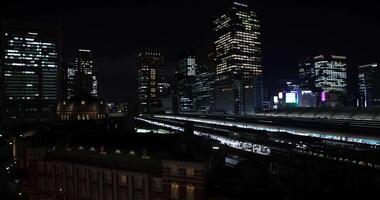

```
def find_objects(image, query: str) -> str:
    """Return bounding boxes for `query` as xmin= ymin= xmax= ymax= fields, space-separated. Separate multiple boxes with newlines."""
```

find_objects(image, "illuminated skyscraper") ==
xmin=177 ymin=52 xmax=196 ymax=113
xmin=214 ymin=1 xmax=261 ymax=80
xmin=193 ymin=64 xmax=215 ymax=113
xmin=313 ymin=55 xmax=347 ymax=94
xmin=61 ymin=61 xmax=76 ymax=99
xmin=214 ymin=1 xmax=263 ymax=115
xmin=74 ymin=49 xmax=98 ymax=97
xmin=299 ymin=54 xmax=348 ymax=106
xmin=137 ymin=50 xmax=164 ymax=114
xmin=358 ymin=63 xmax=380 ymax=108
xmin=299 ymin=55 xmax=348 ymax=94
xmin=0 ymin=20 xmax=61 ymax=123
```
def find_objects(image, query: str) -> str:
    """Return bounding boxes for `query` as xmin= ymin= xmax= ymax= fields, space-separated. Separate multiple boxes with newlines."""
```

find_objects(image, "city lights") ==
xmin=0 ymin=1 xmax=379 ymax=199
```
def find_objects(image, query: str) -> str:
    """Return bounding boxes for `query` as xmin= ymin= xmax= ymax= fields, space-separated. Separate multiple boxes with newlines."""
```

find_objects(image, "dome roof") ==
xmin=57 ymin=94 xmax=108 ymax=121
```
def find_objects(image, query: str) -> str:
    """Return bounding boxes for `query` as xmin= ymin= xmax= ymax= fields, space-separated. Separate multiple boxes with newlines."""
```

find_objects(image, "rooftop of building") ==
xmin=20 ymin=122 xmax=214 ymax=165
xmin=57 ymin=93 xmax=108 ymax=114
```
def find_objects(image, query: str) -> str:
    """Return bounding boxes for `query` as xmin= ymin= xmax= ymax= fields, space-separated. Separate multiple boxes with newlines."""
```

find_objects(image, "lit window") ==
xmin=186 ymin=168 xmax=194 ymax=176
xmin=120 ymin=175 xmax=127 ymax=185
xmin=186 ymin=185 xmax=195 ymax=200
xmin=170 ymin=182 xmax=179 ymax=199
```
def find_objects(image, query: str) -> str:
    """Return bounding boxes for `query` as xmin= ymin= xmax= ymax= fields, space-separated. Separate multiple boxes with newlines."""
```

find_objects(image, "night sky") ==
xmin=1 ymin=0 xmax=380 ymax=103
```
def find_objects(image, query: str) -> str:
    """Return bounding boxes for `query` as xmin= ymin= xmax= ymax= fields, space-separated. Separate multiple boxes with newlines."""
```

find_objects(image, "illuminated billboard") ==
xmin=273 ymin=96 xmax=279 ymax=104
xmin=278 ymin=92 xmax=283 ymax=99
xmin=285 ymin=92 xmax=297 ymax=103
xmin=321 ymin=91 xmax=327 ymax=102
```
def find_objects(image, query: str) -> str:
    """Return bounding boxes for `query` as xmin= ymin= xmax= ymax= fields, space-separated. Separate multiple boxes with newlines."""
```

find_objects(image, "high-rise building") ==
xmin=137 ymin=50 xmax=164 ymax=114
xmin=177 ymin=52 xmax=196 ymax=113
xmin=358 ymin=63 xmax=380 ymax=108
xmin=61 ymin=61 xmax=76 ymax=99
xmin=0 ymin=20 xmax=61 ymax=123
xmin=193 ymin=64 xmax=215 ymax=113
xmin=214 ymin=1 xmax=261 ymax=80
xmin=298 ymin=59 xmax=315 ymax=90
xmin=299 ymin=55 xmax=348 ymax=94
xmin=298 ymin=54 xmax=348 ymax=106
xmin=313 ymin=55 xmax=347 ymax=95
xmin=74 ymin=49 xmax=97 ymax=97
xmin=213 ymin=1 xmax=263 ymax=115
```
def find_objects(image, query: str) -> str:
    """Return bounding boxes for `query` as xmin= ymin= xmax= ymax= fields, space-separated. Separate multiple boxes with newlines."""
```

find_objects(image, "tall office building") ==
xmin=299 ymin=54 xmax=348 ymax=106
xmin=299 ymin=55 xmax=348 ymax=94
xmin=177 ymin=52 xmax=196 ymax=113
xmin=214 ymin=1 xmax=262 ymax=80
xmin=314 ymin=55 xmax=347 ymax=94
xmin=74 ymin=49 xmax=98 ymax=97
xmin=0 ymin=20 xmax=61 ymax=123
xmin=358 ymin=63 xmax=380 ymax=108
xmin=137 ymin=50 xmax=164 ymax=114
xmin=298 ymin=59 xmax=315 ymax=90
xmin=213 ymin=1 xmax=263 ymax=115
xmin=61 ymin=61 xmax=76 ymax=99
xmin=193 ymin=64 xmax=215 ymax=113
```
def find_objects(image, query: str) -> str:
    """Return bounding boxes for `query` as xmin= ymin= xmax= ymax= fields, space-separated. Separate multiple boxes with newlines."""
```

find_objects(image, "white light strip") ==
xmin=194 ymin=130 xmax=270 ymax=156
xmin=153 ymin=115 xmax=380 ymax=146
xmin=135 ymin=117 xmax=184 ymax=132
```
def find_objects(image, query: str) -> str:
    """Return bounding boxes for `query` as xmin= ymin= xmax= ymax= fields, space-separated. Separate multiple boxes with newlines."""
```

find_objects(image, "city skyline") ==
xmin=1 ymin=1 xmax=380 ymax=199
xmin=2 ymin=0 xmax=379 ymax=102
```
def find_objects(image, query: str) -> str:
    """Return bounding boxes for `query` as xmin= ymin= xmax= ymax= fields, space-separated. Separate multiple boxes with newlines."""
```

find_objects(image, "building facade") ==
xmin=0 ymin=20 xmax=61 ymax=123
xmin=25 ymin=145 xmax=208 ymax=200
xmin=213 ymin=1 xmax=263 ymax=115
xmin=299 ymin=54 xmax=348 ymax=107
xmin=177 ymin=53 xmax=196 ymax=113
xmin=193 ymin=64 xmax=215 ymax=113
xmin=74 ymin=49 xmax=98 ymax=97
xmin=137 ymin=50 xmax=164 ymax=114
xmin=61 ymin=61 xmax=76 ymax=99
xmin=358 ymin=63 xmax=380 ymax=108
xmin=56 ymin=94 xmax=108 ymax=121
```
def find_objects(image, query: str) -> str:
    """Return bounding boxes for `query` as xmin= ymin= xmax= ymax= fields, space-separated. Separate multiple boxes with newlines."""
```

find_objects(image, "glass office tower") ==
xmin=298 ymin=54 xmax=348 ymax=106
xmin=0 ymin=20 xmax=61 ymax=123
xmin=61 ymin=61 xmax=76 ymax=99
xmin=193 ymin=64 xmax=215 ymax=113
xmin=358 ymin=63 xmax=380 ymax=108
xmin=137 ymin=50 xmax=164 ymax=114
xmin=214 ymin=1 xmax=261 ymax=80
xmin=177 ymin=52 xmax=196 ymax=113
xmin=74 ymin=49 xmax=98 ymax=97
xmin=214 ymin=1 xmax=263 ymax=115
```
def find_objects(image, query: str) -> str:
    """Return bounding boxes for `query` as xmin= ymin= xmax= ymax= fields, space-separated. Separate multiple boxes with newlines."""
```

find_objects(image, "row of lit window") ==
xmin=170 ymin=183 xmax=195 ymax=200
xmin=60 ymin=113 xmax=106 ymax=121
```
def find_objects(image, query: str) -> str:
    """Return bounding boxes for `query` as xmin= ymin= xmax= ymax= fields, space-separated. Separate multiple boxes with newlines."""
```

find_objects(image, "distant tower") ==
xmin=214 ymin=1 xmax=263 ymax=115
xmin=358 ymin=63 xmax=380 ymax=108
xmin=61 ymin=61 xmax=76 ymax=99
xmin=137 ymin=50 xmax=164 ymax=114
xmin=74 ymin=49 xmax=98 ymax=97
xmin=177 ymin=51 xmax=196 ymax=113
xmin=193 ymin=64 xmax=215 ymax=113
xmin=0 ymin=20 xmax=62 ymax=123
xmin=298 ymin=54 xmax=348 ymax=106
